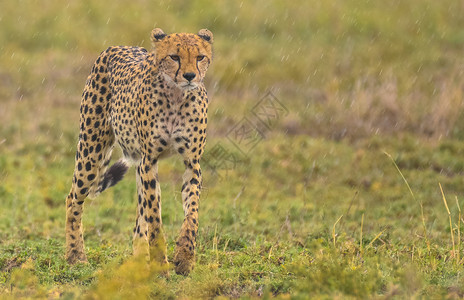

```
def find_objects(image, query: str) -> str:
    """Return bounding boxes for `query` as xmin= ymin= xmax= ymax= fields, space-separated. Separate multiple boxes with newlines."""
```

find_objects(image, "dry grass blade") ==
xmin=368 ymin=229 xmax=386 ymax=248
xmin=332 ymin=215 xmax=344 ymax=247
xmin=456 ymin=196 xmax=461 ymax=264
xmin=360 ymin=213 xmax=364 ymax=254
xmin=439 ymin=183 xmax=455 ymax=261
xmin=384 ymin=151 xmax=430 ymax=251
xmin=213 ymin=224 xmax=219 ymax=263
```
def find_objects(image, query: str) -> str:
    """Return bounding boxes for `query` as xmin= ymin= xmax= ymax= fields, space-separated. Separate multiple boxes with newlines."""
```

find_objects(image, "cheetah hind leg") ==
xmin=65 ymin=155 xmax=128 ymax=264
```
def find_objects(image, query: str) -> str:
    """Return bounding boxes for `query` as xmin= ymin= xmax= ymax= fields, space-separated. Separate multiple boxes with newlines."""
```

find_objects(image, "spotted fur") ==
xmin=65 ymin=28 xmax=213 ymax=275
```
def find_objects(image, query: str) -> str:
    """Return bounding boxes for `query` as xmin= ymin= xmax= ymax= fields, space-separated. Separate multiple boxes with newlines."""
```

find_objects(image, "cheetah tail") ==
xmin=100 ymin=159 xmax=129 ymax=193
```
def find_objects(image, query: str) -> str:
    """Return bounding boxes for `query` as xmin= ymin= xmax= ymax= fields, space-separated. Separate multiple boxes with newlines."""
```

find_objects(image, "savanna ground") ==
xmin=1 ymin=0 xmax=464 ymax=298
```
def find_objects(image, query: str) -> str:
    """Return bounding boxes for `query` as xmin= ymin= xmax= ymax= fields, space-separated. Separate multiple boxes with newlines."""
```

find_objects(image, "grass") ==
xmin=385 ymin=150 xmax=430 ymax=250
xmin=3 ymin=134 xmax=464 ymax=298
xmin=1 ymin=0 xmax=464 ymax=298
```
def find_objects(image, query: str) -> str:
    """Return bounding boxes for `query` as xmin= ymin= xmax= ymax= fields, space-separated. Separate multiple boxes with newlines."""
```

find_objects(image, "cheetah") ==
xmin=65 ymin=28 xmax=213 ymax=275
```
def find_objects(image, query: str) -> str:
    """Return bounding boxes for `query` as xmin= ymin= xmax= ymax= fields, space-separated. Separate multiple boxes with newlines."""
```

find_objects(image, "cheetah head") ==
xmin=151 ymin=28 xmax=213 ymax=90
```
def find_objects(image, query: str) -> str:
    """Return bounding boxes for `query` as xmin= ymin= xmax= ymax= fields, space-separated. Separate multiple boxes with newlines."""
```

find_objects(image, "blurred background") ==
xmin=1 ymin=0 xmax=463 ymax=142
xmin=1 ymin=0 xmax=464 ymax=297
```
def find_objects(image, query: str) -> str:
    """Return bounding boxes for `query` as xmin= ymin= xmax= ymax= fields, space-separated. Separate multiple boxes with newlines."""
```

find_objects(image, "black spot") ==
xmin=87 ymin=174 xmax=95 ymax=181
xmin=150 ymin=179 xmax=157 ymax=189
xmin=85 ymin=162 xmax=91 ymax=171
xmin=95 ymin=105 xmax=103 ymax=114
xmin=77 ymin=179 xmax=84 ymax=187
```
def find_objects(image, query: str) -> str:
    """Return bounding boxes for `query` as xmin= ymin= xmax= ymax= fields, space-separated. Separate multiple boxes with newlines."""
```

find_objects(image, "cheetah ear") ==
xmin=151 ymin=28 xmax=167 ymax=43
xmin=198 ymin=29 xmax=213 ymax=44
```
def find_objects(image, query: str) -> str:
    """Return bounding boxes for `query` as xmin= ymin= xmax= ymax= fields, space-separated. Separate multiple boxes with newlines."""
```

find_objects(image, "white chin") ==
xmin=181 ymin=83 xmax=198 ymax=90
xmin=162 ymin=74 xmax=198 ymax=90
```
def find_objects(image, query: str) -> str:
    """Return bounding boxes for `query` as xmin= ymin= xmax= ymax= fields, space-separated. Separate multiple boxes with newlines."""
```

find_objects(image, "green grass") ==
xmin=3 ymin=134 xmax=464 ymax=298
xmin=2 ymin=0 xmax=464 ymax=298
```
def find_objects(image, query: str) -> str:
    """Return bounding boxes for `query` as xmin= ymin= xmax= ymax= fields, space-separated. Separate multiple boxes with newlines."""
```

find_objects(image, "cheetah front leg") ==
xmin=173 ymin=159 xmax=202 ymax=275
xmin=133 ymin=156 xmax=168 ymax=268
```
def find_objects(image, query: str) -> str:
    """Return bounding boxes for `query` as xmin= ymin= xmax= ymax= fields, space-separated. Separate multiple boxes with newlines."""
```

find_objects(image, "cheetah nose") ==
xmin=183 ymin=73 xmax=196 ymax=81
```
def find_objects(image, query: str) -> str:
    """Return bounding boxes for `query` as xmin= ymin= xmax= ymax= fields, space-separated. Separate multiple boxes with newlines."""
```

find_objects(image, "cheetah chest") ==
xmin=154 ymin=90 xmax=192 ymax=159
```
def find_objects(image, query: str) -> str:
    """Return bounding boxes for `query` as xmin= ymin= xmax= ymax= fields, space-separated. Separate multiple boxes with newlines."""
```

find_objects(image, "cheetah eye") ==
xmin=197 ymin=55 xmax=206 ymax=61
xmin=169 ymin=55 xmax=180 ymax=61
